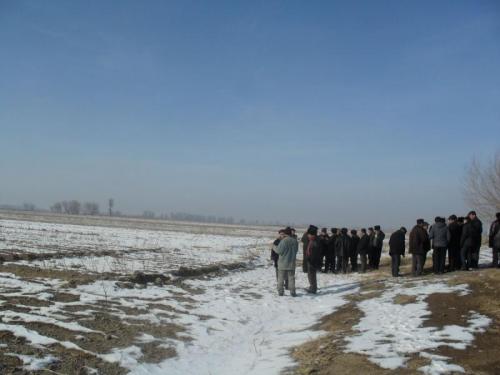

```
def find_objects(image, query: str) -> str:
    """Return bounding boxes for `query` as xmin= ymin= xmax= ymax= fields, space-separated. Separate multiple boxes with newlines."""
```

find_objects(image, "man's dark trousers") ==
xmin=391 ymin=254 xmax=401 ymax=277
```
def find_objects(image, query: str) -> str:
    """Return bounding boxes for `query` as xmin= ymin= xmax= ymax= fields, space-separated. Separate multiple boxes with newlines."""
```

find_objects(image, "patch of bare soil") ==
xmin=424 ymin=270 xmax=500 ymax=374
xmin=0 ymin=263 xmax=99 ymax=286
xmin=291 ymin=262 xmax=500 ymax=375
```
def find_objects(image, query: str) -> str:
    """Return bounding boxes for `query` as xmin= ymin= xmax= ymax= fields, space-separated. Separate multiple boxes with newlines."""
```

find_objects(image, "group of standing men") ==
xmin=406 ymin=211 xmax=500 ymax=277
xmin=271 ymin=224 xmax=386 ymax=295
xmin=271 ymin=211 xmax=500 ymax=296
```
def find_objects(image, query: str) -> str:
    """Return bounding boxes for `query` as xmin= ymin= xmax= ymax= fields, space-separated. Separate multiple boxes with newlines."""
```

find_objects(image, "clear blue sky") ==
xmin=1 ymin=0 xmax=499 ymax=227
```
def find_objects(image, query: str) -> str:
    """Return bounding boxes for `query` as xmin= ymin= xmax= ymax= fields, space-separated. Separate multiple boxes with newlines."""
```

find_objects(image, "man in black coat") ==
xmin=371 ymin=225 xmax=385 ymax=270
xmin=389 ymin=227 xmax=407 ymax=277
xmin=409 ymin=219 xmax=429 ymax=276
xmin=467 ymin=211 xmax=483 ymax=268
xmin=447 ymin=215 xmax=462 ymax=271
xmin=367 ymin=227 xmax=375 ymax=269
xmin=349 ymin=229 xmax=360 ymax=272
xmin=324 ymin=228 xmax=338 ymax=273
xmin=489 ymin=212 xmax=500 ymax=268
xmin=304 ymin=225 xmax=322 ymax=294
xmin=319 ymin=228 xmax=330 ymax=273
xmin=335 ymin=228 xmax=351 ymax=273
xmin=357 ymin=228 xmax=370 ymax=273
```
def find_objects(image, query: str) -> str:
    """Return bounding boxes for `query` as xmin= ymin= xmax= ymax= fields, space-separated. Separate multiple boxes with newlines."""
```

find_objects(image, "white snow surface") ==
xmin=1 ymin=219 xmax=269 ymax=274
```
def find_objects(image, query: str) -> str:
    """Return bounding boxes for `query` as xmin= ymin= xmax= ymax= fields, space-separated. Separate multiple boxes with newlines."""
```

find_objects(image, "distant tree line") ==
xmin=50 ymin=201 xmax=99 ymax=215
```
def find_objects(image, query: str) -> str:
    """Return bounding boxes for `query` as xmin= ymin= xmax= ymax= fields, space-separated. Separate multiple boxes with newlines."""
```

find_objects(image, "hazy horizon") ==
xmin=1 ymin=1 xmax=499 ymax=229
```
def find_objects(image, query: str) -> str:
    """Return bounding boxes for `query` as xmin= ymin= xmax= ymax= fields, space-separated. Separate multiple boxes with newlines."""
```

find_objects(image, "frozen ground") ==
xmin=0 ymin=217 xmax=495 ymax=374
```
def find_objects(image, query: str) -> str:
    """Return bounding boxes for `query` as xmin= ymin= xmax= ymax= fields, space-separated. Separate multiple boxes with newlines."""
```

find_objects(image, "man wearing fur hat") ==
xmin=274 ymin=227 xmax=298 ymax=296
xmin=303 ymin=225 xmax=322 ymax=294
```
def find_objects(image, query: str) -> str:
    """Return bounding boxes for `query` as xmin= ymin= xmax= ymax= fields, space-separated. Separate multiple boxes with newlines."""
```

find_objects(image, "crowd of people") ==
xmin=271 ymin=211 xmax=500 ymax=296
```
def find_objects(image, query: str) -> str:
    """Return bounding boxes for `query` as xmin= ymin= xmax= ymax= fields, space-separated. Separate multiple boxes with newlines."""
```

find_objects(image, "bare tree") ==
xmin=463 ymin=151 xmax=500 ymax=219
xmin=51 ymin=202 xmax=63 ymax=213
xmin=67 ymin=200 xmax=81 ymax=215
xmin=83 ymin=202 xmax=100 ymax=216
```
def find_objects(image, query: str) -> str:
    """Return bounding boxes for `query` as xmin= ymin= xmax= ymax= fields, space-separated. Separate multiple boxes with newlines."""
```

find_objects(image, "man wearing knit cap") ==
xmin=304 ymin=225 xmax=322 ymax=294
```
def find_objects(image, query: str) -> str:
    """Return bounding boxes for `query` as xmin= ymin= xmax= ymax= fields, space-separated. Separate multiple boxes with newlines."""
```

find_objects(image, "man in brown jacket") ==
xmin=409 ymin=219 xmax=430 ymax=276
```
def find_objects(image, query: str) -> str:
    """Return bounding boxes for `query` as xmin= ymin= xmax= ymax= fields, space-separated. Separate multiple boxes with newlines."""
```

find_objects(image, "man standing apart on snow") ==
xmin=389 ymin=227 xmax=406 ymax=277
xmin=275 ymin=227 xmax=298 ymax=297
xmin=304 ymin=225 xmax=322 ymax=294
xmin=489 ymin=212 xmax=500 ymax=268
xmin=409 ymin=219 xmax=428 ymax=276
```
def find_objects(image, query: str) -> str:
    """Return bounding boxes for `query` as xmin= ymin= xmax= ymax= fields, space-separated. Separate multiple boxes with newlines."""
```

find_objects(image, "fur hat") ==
xmin=361 ymin=228 xmax=367 ymax=233
xmin=283 ymin=227 xmax=292 ymax=236
xmin=350 ymin=229 xmax=357 ymax=235
xmin=448 ymin=215 xmax=457 ymax=221
xmin=374 ymin=225 xmax=381 ymax=231
xmin=341 ymin=228 xmax=348 ymax=234
xmin=468 ymin=210 xmax=476 ymax=216
xmin=307 ymin=225 xmax=318 ymax=236
xmin=417 ymin=219 xmax=424 ymax=225
xmin=496 ymin=212 xmax=500 ymax=220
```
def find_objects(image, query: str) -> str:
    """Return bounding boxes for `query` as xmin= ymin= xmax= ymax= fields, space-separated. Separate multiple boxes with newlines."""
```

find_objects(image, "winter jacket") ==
xmin=335 ymin=234 xmax=351 ymax=257
xmin=489 ymin=220 xmax=500 ymax=248
xmin=448 ymin=222 xmax=462 ymax=251
xmin=389 ymin=230 xmax=406 ymax=256
xmin=371 ymin=231 xmax=385 ymax=249
xmin=275 ymin=236 xmax=298 ymax=270
xmin=357 ymin=234 xmax=370 ymax=255
xmin=428 ymin=222 xmax=449 ymax=249
xmin=304 ymin=237 xmax=323 ymax=270
xmin=409 ymin=225 xmax=429 ymax=255
xmin=461 ymin=218 xmax=483 ymax=249
xmin=319 ymin=234 xmax=330 ymax=256
xmin=350 ymin=235 xmax=360 ymax=257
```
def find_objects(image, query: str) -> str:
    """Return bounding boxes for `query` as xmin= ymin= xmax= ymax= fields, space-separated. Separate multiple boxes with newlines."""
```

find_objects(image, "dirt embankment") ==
xmin=291 ymin=260 xmax=500 ymax=375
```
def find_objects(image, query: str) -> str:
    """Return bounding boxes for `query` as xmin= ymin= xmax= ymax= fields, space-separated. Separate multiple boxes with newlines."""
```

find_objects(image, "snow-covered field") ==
xmin=0 ymin=218 xmax=495 ymax=374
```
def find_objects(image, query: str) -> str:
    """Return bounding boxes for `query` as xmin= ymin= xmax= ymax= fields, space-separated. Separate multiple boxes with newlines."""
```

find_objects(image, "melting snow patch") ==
xmin=5 ymin=353 xmax=58 ymax=371
xmin=345 ymin=280 xmax=491 ymax=373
